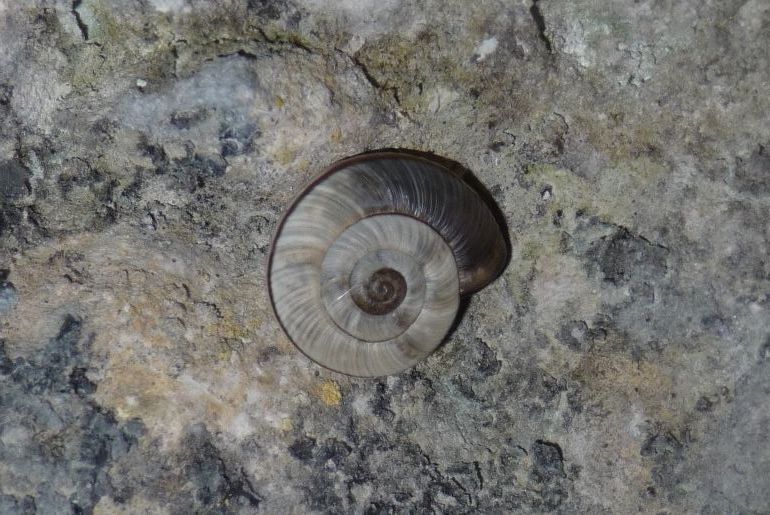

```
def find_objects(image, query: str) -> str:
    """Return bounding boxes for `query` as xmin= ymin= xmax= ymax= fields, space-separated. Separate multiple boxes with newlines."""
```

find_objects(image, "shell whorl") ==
xmin=268 ymin=153 xmax=507 ymax=376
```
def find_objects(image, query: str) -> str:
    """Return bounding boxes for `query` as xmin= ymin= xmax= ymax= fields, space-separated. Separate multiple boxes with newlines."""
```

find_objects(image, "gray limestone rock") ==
xmin=0 ymin=0 xmax=768 ymax=513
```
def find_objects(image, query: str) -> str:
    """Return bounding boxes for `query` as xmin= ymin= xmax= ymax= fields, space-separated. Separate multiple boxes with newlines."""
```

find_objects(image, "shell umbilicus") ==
xmin=268 ymin=152 xmax=507 ymax=376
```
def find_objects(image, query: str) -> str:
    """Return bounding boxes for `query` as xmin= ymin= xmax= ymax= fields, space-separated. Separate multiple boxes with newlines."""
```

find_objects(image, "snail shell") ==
xmin=268 ymin=152 xmax=507 ymax=376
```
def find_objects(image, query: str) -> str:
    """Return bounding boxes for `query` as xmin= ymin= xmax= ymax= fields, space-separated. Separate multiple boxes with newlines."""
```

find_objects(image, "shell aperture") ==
xmin=268 ymin=153 xmax=507 ymax=376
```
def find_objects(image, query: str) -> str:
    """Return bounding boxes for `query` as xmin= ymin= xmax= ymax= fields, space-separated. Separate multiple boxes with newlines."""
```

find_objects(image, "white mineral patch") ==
xmin=148 ymin=0 xmax=187 ymax=13
xmin=10 ymin=65 xmax=70 ymax=133
xmin=229 ymin=412 xmax=254 ymax=438
xmin=116 ymin=57 xmax=258 ymax=137
xmin=425 ymin=86 xmax=460 ymax=114
xmin=473 ymin=36 xmax=498 ymax=62
xmin=299 ymin=0 xmax=419 ymax=38
xmin=627 ymin=405 xmax=645 ymax=438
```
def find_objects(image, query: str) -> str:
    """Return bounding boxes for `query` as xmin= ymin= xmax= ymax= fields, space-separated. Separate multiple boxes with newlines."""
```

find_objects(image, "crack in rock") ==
xmin=530 ymin=0 xmax=553 ymax=53
xmin=71 ymin=0 xmax=89 ymax=41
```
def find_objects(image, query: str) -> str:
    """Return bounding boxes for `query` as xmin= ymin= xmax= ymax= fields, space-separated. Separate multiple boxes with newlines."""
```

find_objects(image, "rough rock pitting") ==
xmin=0 ymin=0 xmax=768 ymax=512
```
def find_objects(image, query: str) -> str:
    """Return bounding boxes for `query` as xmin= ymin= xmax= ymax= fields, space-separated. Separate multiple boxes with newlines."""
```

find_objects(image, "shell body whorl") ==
xmin=268 ymin=153 xmax=507 ymax=376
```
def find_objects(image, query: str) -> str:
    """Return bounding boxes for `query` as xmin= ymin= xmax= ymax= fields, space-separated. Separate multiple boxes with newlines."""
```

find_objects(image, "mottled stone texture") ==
xmin=0 ymin=0 xmax=768 ymax=513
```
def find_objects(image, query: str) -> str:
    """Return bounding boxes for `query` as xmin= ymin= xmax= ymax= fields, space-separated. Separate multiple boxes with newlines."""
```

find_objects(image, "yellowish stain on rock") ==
xmin=572 ymin=347 xmax=677 ymax=424
xmin=558 ymin=347 xmax=680 ymax=502
xmin=280 ymin=418 xmax=294 ymax=432
xmin=206 ymin=310 xmax=262 ymax=342
xmin=273 ymin=146 xmax=297 ymax=165
xmin=0 ymin=227 xmax=283 ymax=445
xmin=98 ymin=361 xmax=180 ymax=421
xmin=97 ymin=351 xmax=263 ymax=445
xmin=316 ymin=379 xmax=342 ymax=407
xmin=526 ymin=157 xmax=668 ymax=231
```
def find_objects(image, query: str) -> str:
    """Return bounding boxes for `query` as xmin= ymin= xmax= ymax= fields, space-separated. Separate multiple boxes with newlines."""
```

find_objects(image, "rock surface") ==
xmin=1 ymin=0 xmax=769 ymax=513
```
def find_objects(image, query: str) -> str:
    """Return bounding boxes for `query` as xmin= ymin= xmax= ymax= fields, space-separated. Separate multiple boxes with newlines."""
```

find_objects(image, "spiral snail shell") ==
xmin=268 ymin=152 xmax=508 ymax=376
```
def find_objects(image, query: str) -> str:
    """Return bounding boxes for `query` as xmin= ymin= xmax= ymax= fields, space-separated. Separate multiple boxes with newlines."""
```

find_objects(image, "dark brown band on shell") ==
xmin=277 ymin=152 xmax=508 ymax=295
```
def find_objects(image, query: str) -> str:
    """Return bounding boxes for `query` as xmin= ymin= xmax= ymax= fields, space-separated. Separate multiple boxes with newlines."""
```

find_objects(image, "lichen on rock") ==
xmin=1 ymin=0 xmax=769 ymax=512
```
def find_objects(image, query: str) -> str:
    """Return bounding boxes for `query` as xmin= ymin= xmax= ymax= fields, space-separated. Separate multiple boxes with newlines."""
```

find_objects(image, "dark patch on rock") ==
xmin=407 ymin=369 xmax=436 ymax=403
xmin=42 ymin=157 xmax=120 ymax=230
xmin=121 ymin=170 xmax=144 ymax=200
xmin=540 ymin=184 xmax=553 ymax=200
xmin=499 ymin=366 xmax=566 ymax=410
xmin=557 ymin=320 xmax=589 ymax=351
xmin=566 ymin=388 xmax=584 ymax=416
xmin=447 ymin=338 xmax=502 ymax=402
xmin=640 ymin=429 xmax=687 ymax=496
xmin=759 ymin=336 xmax=770 ymax=362
xmin=553 ymin=208 xmax=564 ymax=227
xmin=640 ymin=431 xmax=684 ymax=458
xmin=69 ymin=367 xmax=97 ymax=396
xmin=500 ymin=443 xmax=528 ymax=473
xmin=488 ymin=141 xmax=505 ymax=152
xmin=256 ymin=344 xmax=281 ymax=364
xmin=317 ymin=438 xmax=352 ymax=466
xmin=247 ymin=213 xmax=271 ymax=235
xmin=475 ymin=338 xmax=502 ymax=377
xmin=288 ymin=435 xmax=317 ymax=462
xmin=446 ymin=461 xmax=484 ymax=491
xmin=219 ymin=122 xmax=259 ymax=157
xmin=8 ymin=314 xmax=90 ymax=394
xmin=138 ymin=137 xmax=169 ymax=175
xmin=170 ymin=108 xmax=209 ymax=129
xmin=56 ymin=158 xmax=103 ymax=194
xmin=0 ymin=160 xmax=30 ymax=201
xmin=734 ymin=145 xmax=770 ymax=196
xmin=247 ymin=0 xmax=286 ymax=20
xmin=171 ymin=153 xmax=228 ymax=192
xmin=588 ymin=228 xmax=668 ymax=285
xmin=90 ymin=117 xmax=119 ymax=142
xmin=528 ymin=440 xmax=568 ymax=510
xmin=628 ymin=280 xmax=655 ymax=305
xmin=489 ymin=183 xmax=504 ymax=199
xmin=364 ymin=501 xmax=398 ymax=514
xmin=179 ymin=424 xmax=262 ymax=509
xmin=0 ymin=206 xmax=22 ymax=237
xmin=370 ymin=381 xmax=396 ymax=421
xmin=107 ymin=423 xmax=261 ymax=512
xmin=452 ymin=374 xmax=480 ymax=401
xmin=695 ymin=395 xmax=714 ymax=413
xmin=289 ymin=419 xmax=484 ymax=512
xmin=537 ymin=487 xmax=568 ymax=512
xmin=532 ymin=440 xmax=566 ymax=481
xmin=540 ymin=374 xmax=566 ymax=403
xmin=0 ymin=269 xmax=19 ymax=315
xmin=629 ymin=338 xmax=664 ymax=363
xmin=0 ymin=494 xmax=36 ymax=514
xmin=0 ymin=315 xmax=147 ymax=513
xmin=700 ymin=313 xmax=732 ymax=337
xmin=0 ymin=83 xmax=12 ymax=106
xmin=304 ymin=472 xmax=343 ymax=511
xmin=0 ymin=340 xmax=12 ymax=374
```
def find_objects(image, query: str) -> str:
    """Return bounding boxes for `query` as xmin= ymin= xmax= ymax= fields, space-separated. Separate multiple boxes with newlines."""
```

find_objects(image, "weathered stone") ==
xmin=0 ymin=0 xmax=768 ymax=512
